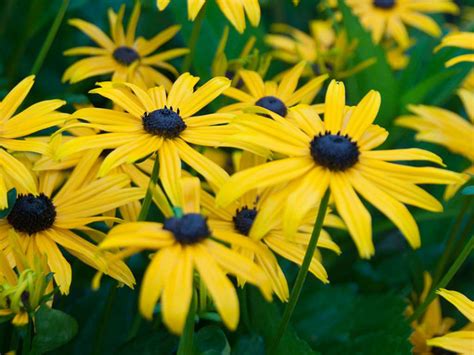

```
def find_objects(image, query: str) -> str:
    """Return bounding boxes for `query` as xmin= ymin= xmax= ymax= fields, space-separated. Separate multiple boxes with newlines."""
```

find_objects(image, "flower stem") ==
xmin=137 ymin=154 xmax=160 ymax=222
xmin=31 ymin=0 xmax=69 ymax=75
xmin=22 ymin=317 xmax=33 ymax=355
xmin=433 ymin=196 xmax=472 ymax=285
xmin=269 ymin=189 xmax=331 ymax=354
xmin=181 ymin=4 xmax=206 ymax=73
xmin=408 ymin=235 xmax=474 ymax=323
xmin=177 ymin=290 xmax=196 ymax=355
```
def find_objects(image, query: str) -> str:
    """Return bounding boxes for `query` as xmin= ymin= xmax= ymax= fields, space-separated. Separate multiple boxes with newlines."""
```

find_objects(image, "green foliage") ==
xmin=30 ymin=306 xmax=78 ymax=354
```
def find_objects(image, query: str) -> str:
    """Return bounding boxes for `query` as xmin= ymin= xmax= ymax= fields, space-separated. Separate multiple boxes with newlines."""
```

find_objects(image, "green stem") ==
xmin=239 ymin=287 xmax=251 ymax=331
xmin=408 ymin=236 xmax=474 ymax=323
xmin=433 ymin=197 xmax=472 ymax=285
xmin=269 ymin=190 xmax=331 ymax=354
xmin=181 ymin=4 xmax=206 ymax=73
xmin=22 ymin=317 xmax=33 ymax=355
xmin=177 ymin=290 xmax=196 ymax=355
xmin=137 ymin=154 xmax=160 ymax=222
xmin=30 ymin=0 xmax=69 ymax=75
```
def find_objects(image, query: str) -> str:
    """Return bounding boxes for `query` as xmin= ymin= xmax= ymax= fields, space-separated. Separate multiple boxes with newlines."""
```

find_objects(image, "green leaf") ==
xmin=30 ymin=306 xmax=78 ymax=355
xmin=0 ymin=188 xmax=17 ymax=218
xmin=292 ymin=283 xmax=412 ymax=355
xmin=338 ymin=0 xmax=398 ymax=128
xmin=247 ymin=287 xmax=318 ymax=355
xmin=195 ymin=325 xmax=230 ymax=355
xmin=117 ymin=329 xmax=178 ymax=355
xmin=231 ymin=334 xmax=265 ymax=355
xmin=461 ymin=185 xmax=474 ymax=196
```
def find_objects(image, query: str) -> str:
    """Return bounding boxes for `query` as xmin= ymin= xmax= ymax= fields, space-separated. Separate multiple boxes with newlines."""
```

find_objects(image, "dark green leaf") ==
xmin=195 ymin=325 xmax=230 ymax=355
xmin=30 ymin=306 xmax=78 ymax=355
xmin=461 ymin=185 xmax=474 ymax=196
xmin=117 ymin=329 xmax=178 ymax=355
xmin=231 ymin=334 xmax=265 ymax=355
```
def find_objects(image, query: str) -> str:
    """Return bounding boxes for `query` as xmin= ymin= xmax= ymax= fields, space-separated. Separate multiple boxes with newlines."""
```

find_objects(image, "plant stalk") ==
xmin=269 ymin=189 xmax=331 ymax=354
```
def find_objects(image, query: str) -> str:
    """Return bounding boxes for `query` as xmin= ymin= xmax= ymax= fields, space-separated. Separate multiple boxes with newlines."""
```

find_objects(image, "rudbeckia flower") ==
xmin=57 ymin=74 xmax=232 ymax=208
xmin=220 ymin=61 xmax=327 ymax=116
xmin=265 ymin=22 xmax=376 ymax=79
xmin=217 ymin=80 xmax=465 ymax=258
xmin=409 ymin=273 xmax=474 ymax=354
xmin=397 ymin=89 xmax=474 ymax=199
xmin=63 ymin=3 xmax=188 ymax=89
xmin=157 ymin=0 xmax=260 ymax=34
xmin=435 ymin=31 xmax=474 ymax=67
xmin=100 ymin=177 xmax=272 ymax=334
xmin=0 ymin=76 xmax=68 ymax=209
xmin=203 ymin=151 xmax=343 ymax=301
xmin=0 ymin=233 xmax=52 ymax=326
xmin=0 ymin=155 xmax=142 ymax=294
xmin=346 ymin=0 xmax=459 ymax=48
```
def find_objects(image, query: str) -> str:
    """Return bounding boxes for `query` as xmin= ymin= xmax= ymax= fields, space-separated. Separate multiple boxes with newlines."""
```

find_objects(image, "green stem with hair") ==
xmin=408 ymin=236 xmax=474 ymax=323
xmin=31 ymin=0 xmax=69 ymax=75
xmin=137 ymin=154 xmax=160 ymax=222
xmin=269 ymin=189 xmax=331 ymax=354
xmin=181 ymin=4 xmax=206 ymax=73
xmin=433 ymin=197 xmax=472 ymax=285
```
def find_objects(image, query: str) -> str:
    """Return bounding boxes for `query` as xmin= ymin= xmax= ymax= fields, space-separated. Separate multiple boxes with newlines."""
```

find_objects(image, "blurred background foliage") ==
xmin=0 ymin=0 xmax=473 ymax=354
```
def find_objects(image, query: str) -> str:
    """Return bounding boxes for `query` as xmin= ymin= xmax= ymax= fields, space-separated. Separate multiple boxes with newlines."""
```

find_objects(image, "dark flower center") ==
xmin=233 ymin=207 xmax=257 ymax=236
xmin=431 ymin=347 xmax=456 ymax=355
xmin=113 ymin=46 xmax=140 ymax=66
xmin=7 ymin=193 xmax=56 ymax=235
xmin=310 ymin=132 xmax=359 ymax=171
xmin=142 ymin=106 xmax=186 ymax=139
xmin=255 ymin=96 xmax=288 ymax=117
xmin=373 ymin=0 xmax=395 ymax=9
xmin=163 ymin=213 xmax=210 ymax=245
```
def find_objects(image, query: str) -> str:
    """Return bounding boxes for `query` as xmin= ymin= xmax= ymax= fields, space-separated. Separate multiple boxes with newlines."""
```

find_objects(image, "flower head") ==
xmin=0 ymin=76 xmax=68 ymax=209
xmin=346 ymin=0 xmax=459 ymax=48
xmin=100 ymin=177 xmax=272 ymax=334
xmin=0 ymin=153 xmax=142 ymax=294
xmin=63 ymin=3 xmax=188 ymax=89
xmin=218 ymin=80 xmax=465 ymax=258
xmin=58 ymin=74 xmax=233 ymax=208
xmin=397 ymin=89 xmax=474 ymax=199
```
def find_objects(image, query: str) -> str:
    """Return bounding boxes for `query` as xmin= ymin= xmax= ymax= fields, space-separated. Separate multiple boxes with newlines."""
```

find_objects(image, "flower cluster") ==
xmin=0 ymin=1 xmax=472 ymax=354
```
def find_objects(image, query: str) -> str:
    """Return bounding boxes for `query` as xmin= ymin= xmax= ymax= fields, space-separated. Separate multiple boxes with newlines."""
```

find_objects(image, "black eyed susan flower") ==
xmin=57 ymin=74 xmax=232 ymax=208
xmin=0 ymin=233 xmax=52 ymax=326
xmin=100 ymin=177 xmax=272 ymax=334
xmin=202 ymin=151 xmax=343 ymax=301
xmin=346 ymin=0 xmax=459 ymax=48
xmin=435 ymin=31 xmax=474 ymax=67
xmin=217 ymin=80 xmax=466 ymax=258
xmin=397 ymin=89 xmax=474 ymax=199
xmin=0 ymin=76 xmax=68 ymax=209
xmin=157 ymin=0 xmax=260 ymax=34
xmin=0 ymin=156 xmax=142 ymax=294
xmin=409 ymin=273 xmax=474 ymax=354
xmin=63 ymin=3 xmax=188 ymax=89
xmin=220 ymin=61 xmax=328 ymax=116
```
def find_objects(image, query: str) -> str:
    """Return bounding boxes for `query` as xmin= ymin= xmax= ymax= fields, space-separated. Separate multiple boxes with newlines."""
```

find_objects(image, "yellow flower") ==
xmin=346 ymin=0 xmax=459 ymax=49
xmin=57 ymin=74 xmax=233 ymax=208
xmin=217 ymin=80 xmax=465 ymax=258
xmin=265 ymin=21 xmax=376 ymax=79
xmin=157 ymin=0 xmax=260 ymax=34
xmin=386 ymin=42 xmax=410 ymax=70
xmin=0 ymin=75 xmax=68 ymax=210
xmin=0 ymin=232 xmax=52 ymax=326
xmin=435 ymin=31 xmax=474 ymax=67
xmin=410 ymin=274 xmax=474 ymax=354
xmin=203 ymin=151 xmax=343 ymax=301
xmin=396 ymin=89 xmax=474 ymax=199
xmin=100 ymin=177 xmax=272 ymax=334
xmin=220 ymin=61 xmax=327 ymax=116
xmin=63 ymin=3 xmax=188 ymax=89
xmin=0 ymin=156 xmax=142 ymax=294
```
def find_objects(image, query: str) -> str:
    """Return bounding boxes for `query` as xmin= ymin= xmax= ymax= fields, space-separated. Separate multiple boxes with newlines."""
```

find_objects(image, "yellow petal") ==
xmin=437 ymin=289 xmax=474 ymax=322
xmin=343 ymin=90 xmax=381 ymax=140
xmin=324 ymin=80 xmax=346 ymax=133
xmin=0 ymin=76 xmax=35 ymax=121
